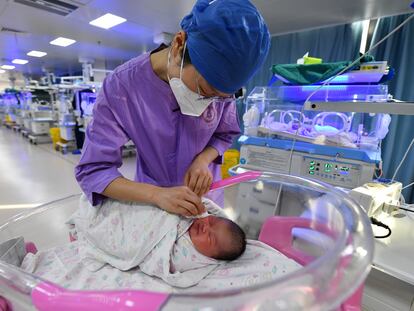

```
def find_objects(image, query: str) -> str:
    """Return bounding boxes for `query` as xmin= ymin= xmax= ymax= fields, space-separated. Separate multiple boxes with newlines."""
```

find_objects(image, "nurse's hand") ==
xmin=153 ymin=186 xmax=206 ymax=217
xmin=184 ymin=158 xmax=213 ymax=197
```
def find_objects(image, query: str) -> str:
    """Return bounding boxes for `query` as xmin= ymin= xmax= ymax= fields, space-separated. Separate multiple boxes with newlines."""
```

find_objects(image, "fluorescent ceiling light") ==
xmin=1 ymin=65 xmax=15 ymax=70
xmin=89 ymin=13 xmax=126 ymax=29
xmin=12 ymin=59 xmax=29 ymax=65
xmin=0 ymin=69 xmax=5 ymax=73
xmin=27 ymin=50 xmax=47 ymax=57
xmin=50 ymin=37 xmax=76 ymax=47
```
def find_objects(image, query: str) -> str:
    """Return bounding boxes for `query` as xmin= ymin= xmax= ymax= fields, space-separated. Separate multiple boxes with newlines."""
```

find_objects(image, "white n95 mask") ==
xmin=167 ymin=44 xmax=212 ymax=117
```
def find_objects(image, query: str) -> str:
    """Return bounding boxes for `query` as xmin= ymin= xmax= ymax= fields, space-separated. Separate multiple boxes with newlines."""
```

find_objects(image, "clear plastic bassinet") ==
xmin=0 ymin=172 xmax=373 ymax=311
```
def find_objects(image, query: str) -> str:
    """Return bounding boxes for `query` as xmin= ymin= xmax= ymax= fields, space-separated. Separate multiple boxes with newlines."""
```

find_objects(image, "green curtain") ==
xmin=370 ymin=13 xmax=414 ymax=203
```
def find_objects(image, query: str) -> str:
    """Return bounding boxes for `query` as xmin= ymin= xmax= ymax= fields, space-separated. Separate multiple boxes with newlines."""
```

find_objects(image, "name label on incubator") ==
xmin=242 ymin=146 xmax=290 ymax=173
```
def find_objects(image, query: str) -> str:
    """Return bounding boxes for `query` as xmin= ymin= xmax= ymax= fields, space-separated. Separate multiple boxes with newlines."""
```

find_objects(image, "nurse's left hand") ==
xmin=184 ymin=158 xmax=213 ymax=197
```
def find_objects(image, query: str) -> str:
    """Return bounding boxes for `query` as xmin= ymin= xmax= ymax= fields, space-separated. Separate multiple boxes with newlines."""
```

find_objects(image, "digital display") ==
xmin=339 ymin=166 xmax=350 ymax=175
xmin=324 ymin=163 xmax=333 ymax=173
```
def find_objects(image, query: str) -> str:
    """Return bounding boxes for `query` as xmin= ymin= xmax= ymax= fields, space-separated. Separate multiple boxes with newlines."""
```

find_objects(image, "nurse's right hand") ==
xmin=153 ymin=186 xmax=206 ymax=217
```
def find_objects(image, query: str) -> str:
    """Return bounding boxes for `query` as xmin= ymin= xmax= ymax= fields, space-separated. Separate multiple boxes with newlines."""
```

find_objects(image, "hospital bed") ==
xmin=0 ymin=172 xmax=373 ymax=310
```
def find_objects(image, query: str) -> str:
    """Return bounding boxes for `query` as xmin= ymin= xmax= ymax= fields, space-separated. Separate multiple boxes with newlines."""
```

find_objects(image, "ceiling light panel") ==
xmin=12 ymin=59 xmax=29 ymax=65
xmin=89 ymin=13 xmax=127 ymax=29
xmin=27 ymin=50 xmax=47 ymax=57
xmin=1 ymin=65 xmax=15 ymax=70
xmin=50 ymin=37 xmax=76 ymax=47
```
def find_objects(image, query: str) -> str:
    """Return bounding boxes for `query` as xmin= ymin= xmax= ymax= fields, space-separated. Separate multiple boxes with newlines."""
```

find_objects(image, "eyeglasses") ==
xmin=195 ymin=74 xmax=235 ymax=103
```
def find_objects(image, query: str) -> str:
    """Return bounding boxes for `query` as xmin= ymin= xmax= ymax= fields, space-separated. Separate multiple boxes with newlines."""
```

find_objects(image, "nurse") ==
xmin=75 ymin=0 xmax=270 ymax=217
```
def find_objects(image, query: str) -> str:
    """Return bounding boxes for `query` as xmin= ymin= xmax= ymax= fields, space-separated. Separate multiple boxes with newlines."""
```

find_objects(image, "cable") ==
xmin=391 ymin=136 xmax=414 ymax=182
xmin=287 ymin=13 xmax=414 ymax=174
xmin=370 ymin=217 xmax=392 ymax=239
xmin=398 ymin=206 xmax=414 ymax=213
xmin=402 ymin=180 xmax=414 ymax=191
xmin=374 ymin=140 xmax=383 ymax=179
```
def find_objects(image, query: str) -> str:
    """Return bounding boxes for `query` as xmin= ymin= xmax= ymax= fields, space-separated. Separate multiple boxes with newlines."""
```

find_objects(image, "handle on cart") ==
xmin=210 ymin=171 xmax=262 ymax=190
xmin=32 ymin=282 xmax=169 ymax=311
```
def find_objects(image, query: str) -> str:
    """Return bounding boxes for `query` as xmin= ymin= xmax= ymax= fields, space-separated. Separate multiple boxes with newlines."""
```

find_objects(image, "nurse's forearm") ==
xmin=195 ymin=146 xmax=219 ymax=164
xmin=102 ymin=176 xmax=205 ymax=216
xmin=102 ymin=177 xmax=159 ymax=204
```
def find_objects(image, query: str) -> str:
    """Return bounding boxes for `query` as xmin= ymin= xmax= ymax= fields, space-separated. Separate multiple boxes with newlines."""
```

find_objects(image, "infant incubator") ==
xmin=0 ymin=172 xmax=373 ymax=310
xmin=238 ymin=85 xmax=391 ymax=189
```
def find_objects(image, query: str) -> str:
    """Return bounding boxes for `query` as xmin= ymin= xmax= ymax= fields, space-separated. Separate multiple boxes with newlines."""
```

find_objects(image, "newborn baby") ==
xmin=73 ymin=196 xmax=246 ymax=287
xmin=188 ymin=216 xmax=246 ymax=261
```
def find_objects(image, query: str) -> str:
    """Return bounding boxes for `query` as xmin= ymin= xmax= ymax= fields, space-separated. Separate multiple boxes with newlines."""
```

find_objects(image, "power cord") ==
xmin=370 ymin=217 xmax=392 ymax=239
xmin=398 ymin=206 xmax=414 ymax=213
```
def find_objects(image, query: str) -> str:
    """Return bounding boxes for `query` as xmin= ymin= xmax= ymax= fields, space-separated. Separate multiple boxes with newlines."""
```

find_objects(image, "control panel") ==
xmin=302 ymin=157 xmax=361 ymax=188
xmin=239 ymin=144 xmax=376 ymax=189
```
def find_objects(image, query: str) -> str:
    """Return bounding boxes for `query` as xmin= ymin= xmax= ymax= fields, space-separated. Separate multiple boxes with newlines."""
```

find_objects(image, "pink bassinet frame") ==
xmin=0 ymin=172 xmax=367 ymax=311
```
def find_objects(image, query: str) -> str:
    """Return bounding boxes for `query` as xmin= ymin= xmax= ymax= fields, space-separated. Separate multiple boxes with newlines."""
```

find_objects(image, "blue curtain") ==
xmin=231 ymin=22 xmax=363 ymax=149
xmin=246 ymin=22 xmax=364 ymax=93
xmin=370 ymin=13 xmax=414 ymax=203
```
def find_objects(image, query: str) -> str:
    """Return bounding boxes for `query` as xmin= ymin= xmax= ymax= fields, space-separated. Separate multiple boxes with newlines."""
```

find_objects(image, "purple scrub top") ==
xmin=75 ymin=52 xmax=240 ymax=205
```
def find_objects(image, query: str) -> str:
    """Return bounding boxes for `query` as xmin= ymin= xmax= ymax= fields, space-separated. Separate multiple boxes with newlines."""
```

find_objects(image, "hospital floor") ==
xmin=0 ymin=127 xmax=136 ymax=224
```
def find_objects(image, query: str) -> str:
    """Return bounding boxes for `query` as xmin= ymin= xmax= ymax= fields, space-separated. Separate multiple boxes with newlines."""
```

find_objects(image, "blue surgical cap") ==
xmin=181 ymin=0 xmax=270 ymax=94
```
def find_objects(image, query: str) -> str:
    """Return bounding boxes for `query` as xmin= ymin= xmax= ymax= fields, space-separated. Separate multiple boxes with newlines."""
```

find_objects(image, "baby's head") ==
xmin=189 ymin=216 xmax=246 ymax=261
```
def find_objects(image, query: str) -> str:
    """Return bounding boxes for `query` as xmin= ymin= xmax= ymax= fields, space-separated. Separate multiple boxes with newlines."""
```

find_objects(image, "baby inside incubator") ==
xmin=71 ymin=196 xmax=247 ymax=287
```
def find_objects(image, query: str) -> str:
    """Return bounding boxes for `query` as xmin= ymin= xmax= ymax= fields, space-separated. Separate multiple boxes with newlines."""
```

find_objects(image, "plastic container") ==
xmin=221 ymin=149 xmax=240 ymax=179
xmin=304 ymin=56 xmax=323 ymax=64
xmin=0 ymin=172 xmax=373 ymax=311
xmin=5 ymin=115 xmax=14 ymax=123
xmin=49 ymin=128 xmax=61 ymax=148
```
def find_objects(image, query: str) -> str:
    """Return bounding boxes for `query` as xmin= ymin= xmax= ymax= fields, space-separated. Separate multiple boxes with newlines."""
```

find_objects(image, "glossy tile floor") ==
xmin=0 ymin=126 xmax=136 ymax=223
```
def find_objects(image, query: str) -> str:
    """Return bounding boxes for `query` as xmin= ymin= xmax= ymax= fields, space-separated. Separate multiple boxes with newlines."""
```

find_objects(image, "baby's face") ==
xmin=189 ymin=216 xmax=231 ymax=258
